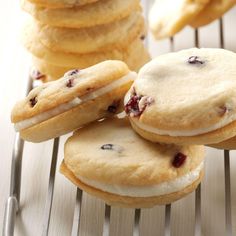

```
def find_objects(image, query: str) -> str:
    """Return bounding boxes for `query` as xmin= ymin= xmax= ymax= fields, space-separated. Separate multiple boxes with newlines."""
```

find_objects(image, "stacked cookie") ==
xmin=149 ymin=0 xmax=236 ymax=39
xmin=21 ymin=0 xmax=150 ymax=81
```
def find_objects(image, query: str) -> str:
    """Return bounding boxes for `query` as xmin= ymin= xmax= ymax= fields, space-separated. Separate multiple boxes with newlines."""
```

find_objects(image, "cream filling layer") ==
xmin=77 ymin=162 xmax=203 ymax=197
xmin=132 ymin=113 xmax=236 ymax=137
xmin=15 ymin=72 xmax=136 ymax=132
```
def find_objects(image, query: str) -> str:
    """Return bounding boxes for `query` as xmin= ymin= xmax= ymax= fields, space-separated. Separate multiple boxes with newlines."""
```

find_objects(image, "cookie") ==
xmin=22 ymin=0 xmax=141 ymax=28
xmin=190 ymin=0 xmax=236 ymax=28
xmin=22 ymin=20 xmax=148 ymax=68
xmin=11 ymin=60 xmax=136 ymax=142
xmin=27 ymin=0 xmax=98 ymax=9
xmin=124 ymin=48 xmax=236 ymax=145
xmin=149 ymin=0 xmax=210 ymax=39
xmin=208 ymin=136 xmax=236 ymax=150
xmin=37 ymin=12 xmax=145 ymax=54
xmin=60 ymin=117 xmax=204 ymax=208
xmin=31 ymin=38 xmax=150 ymax=81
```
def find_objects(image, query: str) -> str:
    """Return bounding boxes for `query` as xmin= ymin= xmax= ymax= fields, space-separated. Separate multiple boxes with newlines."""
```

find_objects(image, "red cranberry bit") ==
xmin=172 ymin=152 xmax=187 ymax=168
xmin=107 ymin=100 xmax=120 ymax=113
xmin=67 ymin=69 xmax=80 ymax=76
xmin=218 ymin=105 xmax=228 ymax=117
xmin=29 ymin=97 xmax=37 ymax=107
xmin=101 ymin=144 xmax=114 ymax=150
xmin=188 ymin=56 xmax=204 ymax=65
xmin=66 ymin=78 xmax=74 ymax=88
xmin=125 ymin=94 xmax=143 ymax=117
xmin=140 ymin=35 xmax=145 ymax=40
xmin=30 ymin=69 xmax=45 ymax=80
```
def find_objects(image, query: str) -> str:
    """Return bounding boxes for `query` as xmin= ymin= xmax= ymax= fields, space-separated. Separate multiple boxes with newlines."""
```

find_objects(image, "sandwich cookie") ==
xmin=27 ymin=0 xmax=99 ymax=9
xmin=22 ymin=21 xmax=147 ymax=68
xmin=190 ymin=0 xmax=236 ymax=28
xmin=149 ymin=0 xmax=209 ymax=39
xmin=60 ymin=117 xmax=204 ymax=208
xmin=208 ymin=136 xmax=236 ymax=150
xmin=32 ymin=38 xmax=150 ymax=81
xmin=37 ymin=12 xmax=145 ymax=54
xmin=22 ymin=0 xmax=141 ymax=28
xmin=11 ymin=60 xmax=136 ymax=142
xmin=125 ymin=48 xmax=236 ymax=145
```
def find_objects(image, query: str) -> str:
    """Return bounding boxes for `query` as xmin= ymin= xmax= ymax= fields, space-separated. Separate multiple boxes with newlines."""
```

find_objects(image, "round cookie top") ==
xmin=64 ymin=117 xmax=204 ymax=186
xmin=11 ymin=60 xmax=132 ymax=123
xmin=27 ymin=0 xmax=99 ymax=9
xmin=125 ymin=48 xmax=236 ymax=134
xmin=22 ymin=0 xmax=141 ymax=28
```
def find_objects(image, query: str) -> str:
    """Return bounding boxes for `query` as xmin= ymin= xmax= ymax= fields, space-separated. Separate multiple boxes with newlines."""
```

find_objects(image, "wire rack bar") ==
xmin=103 ymin=204 xmax=111 ymax=236
xmin=164 ymin=204 xmax=171 ymax=236
xmin=133 ymin=209 xmax=141 ymax=236
xmin=42 ymin=137 xmax=60 ymax=236
xmin=71 ymin=189 xmax=83 ymax=236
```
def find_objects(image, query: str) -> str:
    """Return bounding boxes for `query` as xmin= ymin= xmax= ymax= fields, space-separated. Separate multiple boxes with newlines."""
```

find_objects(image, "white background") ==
xmin=1 ymin=1 xmax=236 ymax=235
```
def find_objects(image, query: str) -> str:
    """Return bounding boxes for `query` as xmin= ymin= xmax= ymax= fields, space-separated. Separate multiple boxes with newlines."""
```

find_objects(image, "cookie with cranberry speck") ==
xmin=11 ymin=60 xmax=136 ymax=142
xmin=27 ymin=0 xmax=99 ymax=9
xmin=21 ymin=0 xmax=141 ymax=28
xmin=125 ymin=48 xmax=236 ymax=145
xmin=60 ymin=117 xmax=204 ymax=208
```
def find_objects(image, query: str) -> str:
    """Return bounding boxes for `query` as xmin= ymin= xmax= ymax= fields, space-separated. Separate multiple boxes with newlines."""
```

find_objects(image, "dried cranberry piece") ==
xmin=101 ymin=144 xmax=114 ymax=150
xmin=29 ymin=97 xmax=37 ymax=107
xmin=67 ymin=69 xmax=80 ymax=76
xmin=125 ymin=95 xmax=143 ymax=117
xmin=172 ymin=152 xmax=187 ymax=168
xmin=107 ymin=100 xmax=120 ymax=113
xmin=66 ymin=78 xmax=74 ymax=88
xmin=188 ymin=56 xmax=204 ymax=65
xmin=140 ymin=35 xmax=146 ymax=40
xmin=218 ymin=106 xmax=228 ymax=117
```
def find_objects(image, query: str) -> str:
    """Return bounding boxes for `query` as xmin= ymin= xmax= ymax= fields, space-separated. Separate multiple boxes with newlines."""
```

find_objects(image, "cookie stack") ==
xmin=21 ymin=0 xmax=150 ymax=81
xmin=149 ymin=0 xmax=236 ymax=39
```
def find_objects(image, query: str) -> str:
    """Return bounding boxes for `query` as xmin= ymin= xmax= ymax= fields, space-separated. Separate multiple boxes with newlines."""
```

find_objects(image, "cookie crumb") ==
xmin=188 ymin=56 xmax=204 ymax=65
xmin=172 ymin=152 xmax=187 ymax=168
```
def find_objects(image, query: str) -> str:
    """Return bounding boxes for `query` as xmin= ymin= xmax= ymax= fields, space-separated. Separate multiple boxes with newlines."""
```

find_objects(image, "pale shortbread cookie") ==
xmin=32 ymin=39 xmax=150 ymax=81
xmin=60 ymin=118 xmax=204 ymax=208
xmin=22 ymin=20 xmax=148 ymax=68
xmin=190 ymin=0 xmax=236 ymax=28
xmin=149 ymin=0 xmax=210 ymax=39
xmin=22 ymin=0 xmax=141 ymax=28
xmin=124 ymin=48 xmax=236 ymax=145
xmin=27 ymin=0 xmax=98 ymax=9
xmin=37 ymin=12 xmax=145 ymax=54
xmin=11 ymin=61 xmax=136 ymax=142
xmin=208 ymin=136 xmax=236 ymax=150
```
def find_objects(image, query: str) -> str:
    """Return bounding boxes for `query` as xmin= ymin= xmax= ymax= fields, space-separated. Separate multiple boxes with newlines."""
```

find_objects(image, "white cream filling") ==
xmin=15 ymin=72 xmax=136 ymax=131
xmin=132 ymin=113 xmax=236 ymax=137
xmin=77 ymin=162 xmax=203 ymax=197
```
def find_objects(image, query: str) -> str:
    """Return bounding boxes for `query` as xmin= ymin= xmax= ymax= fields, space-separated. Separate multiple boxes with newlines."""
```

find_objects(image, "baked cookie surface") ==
xmin=22 ymin=0 xmax=141 ymax=28
xmin=149 ymin=0 xmax=209 ymax=39
xmin=11 ymin=60 xmax=136 ymax=142
xmin=27 ymin=0 xmax=98 ymax=9
xmin=61 ymin=118 xmax=204 ymax=207
xmin=125 ymin=48 xmax=236 ymax=145
xmin=190 ymin=0 xmax=236 ymax=28
xmin=37 ymin=12 xmax=145 ymax=54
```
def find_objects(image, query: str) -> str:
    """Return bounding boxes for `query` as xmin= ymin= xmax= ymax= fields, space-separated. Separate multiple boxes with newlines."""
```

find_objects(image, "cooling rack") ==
xmin=2 ymin=1 xmax=236 ymax=235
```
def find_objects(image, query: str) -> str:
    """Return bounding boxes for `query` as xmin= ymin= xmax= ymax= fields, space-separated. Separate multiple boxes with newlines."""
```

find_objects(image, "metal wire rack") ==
xmin=2 ymin=1 xmax=235 ymax=235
